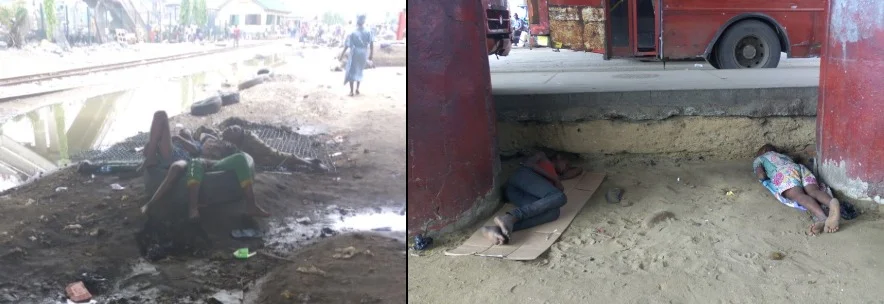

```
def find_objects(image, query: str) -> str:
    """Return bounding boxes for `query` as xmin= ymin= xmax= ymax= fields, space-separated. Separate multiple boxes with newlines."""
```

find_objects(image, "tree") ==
xmin=0 ymin=1 xmax=31 ymax=48
xmin=179 ymin=0 xmax=192 ymax=26
xmin=43 ymin=0 xmax=56 ymax=39
xmin=193 ymin=0 xmax=207 ymax=27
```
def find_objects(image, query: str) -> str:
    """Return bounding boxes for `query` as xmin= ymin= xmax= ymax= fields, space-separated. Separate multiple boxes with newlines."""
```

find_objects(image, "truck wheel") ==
xmin=714 ymin=20 xmax=781 ymax=69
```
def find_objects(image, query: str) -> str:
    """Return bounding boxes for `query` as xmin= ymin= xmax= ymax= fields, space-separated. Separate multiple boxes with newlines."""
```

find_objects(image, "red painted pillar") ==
xmin=818 ymin=0 xmax=884 ymax=204
xmin=407 ymin=0 xmax=499 ymax=235
xmin=397 ymin=10 xmax=406 ymax=40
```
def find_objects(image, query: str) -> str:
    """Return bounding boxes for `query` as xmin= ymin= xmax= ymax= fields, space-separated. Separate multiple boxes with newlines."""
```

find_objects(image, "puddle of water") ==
xmin=0 ymin=54 xmax=285 ymax=192
xmin=265 ymin=206 xmax=406 ymax=252
xmin=332 ymin=210 xmax=406 ymax=232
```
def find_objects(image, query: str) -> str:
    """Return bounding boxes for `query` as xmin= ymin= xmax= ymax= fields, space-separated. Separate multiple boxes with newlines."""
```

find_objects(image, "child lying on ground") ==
xmin=753 ymin=144 xmax=840 ymax=235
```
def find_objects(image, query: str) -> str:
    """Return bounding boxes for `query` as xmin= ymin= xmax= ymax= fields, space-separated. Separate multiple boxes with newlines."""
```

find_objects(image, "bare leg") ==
xmin=783 ymin=187 xmax=827 ymax=235
xmin=243 ymin=184 xmax=270 ymax=217
xmin=188 ymin=182 xmax=201 ymax=220
xmin=140 ymin=161 xmax=187 ymax=214
xmin=806 ymin=185 xmax=840 ymax=233
xmin=144 ymin=111 xmax=173 ymax=167
xmin=348 ymin=82 xmax=354 ymax=96
xmin=356 ymin=82 xmax=360 ymax=95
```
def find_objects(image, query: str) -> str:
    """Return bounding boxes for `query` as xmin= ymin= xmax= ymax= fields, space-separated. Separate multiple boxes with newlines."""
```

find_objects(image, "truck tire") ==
xmin=190 ymin=95 xmax=222 ymax=116
xmin=238 ymin=75 xmax=266 ymax=90
xmin=714 ymin=20 xmax=781 ymax=69
xmin=220 ymin=91 xmax=240 ymax=106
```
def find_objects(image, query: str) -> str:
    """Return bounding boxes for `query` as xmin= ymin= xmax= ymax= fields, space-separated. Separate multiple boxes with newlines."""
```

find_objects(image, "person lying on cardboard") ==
xmin=482 ymin=152 xmax=583 ymax=245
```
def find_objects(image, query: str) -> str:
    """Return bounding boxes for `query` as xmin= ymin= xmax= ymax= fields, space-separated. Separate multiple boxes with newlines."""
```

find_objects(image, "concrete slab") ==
xmin=490 ymin=48 xmax=820 ymax=73
xmin=493 ymin=68 xmax=819 ymax=122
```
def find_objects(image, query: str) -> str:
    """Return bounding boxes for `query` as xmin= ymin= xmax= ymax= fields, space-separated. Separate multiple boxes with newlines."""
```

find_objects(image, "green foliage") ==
xmin=43 ymin=0 xmax=56 ymax=39
xmin=193 ymin=0 xmax=207 ymax=27
xmin=321 ymin=11 xmax=344 ymax=26
xmin=0 ymin=1 xmax=31 ymax=48
xmin=179 ymin=0 xmax=192 ymax=25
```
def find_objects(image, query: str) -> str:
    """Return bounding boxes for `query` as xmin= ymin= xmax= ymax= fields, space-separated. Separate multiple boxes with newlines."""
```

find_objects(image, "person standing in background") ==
xmin=512 ymin=13 xmax=527 ymax=46
xmin=339 ymin=15 xmax=374 ymax=96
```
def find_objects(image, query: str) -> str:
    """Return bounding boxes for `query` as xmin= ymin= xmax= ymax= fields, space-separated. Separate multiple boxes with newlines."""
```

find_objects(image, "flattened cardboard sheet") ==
xmin=445 ymin=172 xmax=605 ymax=260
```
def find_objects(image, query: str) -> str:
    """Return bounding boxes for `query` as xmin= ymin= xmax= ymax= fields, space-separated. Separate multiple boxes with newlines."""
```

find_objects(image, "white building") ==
xmin=212 ymin=0 xmax=290 ymax=34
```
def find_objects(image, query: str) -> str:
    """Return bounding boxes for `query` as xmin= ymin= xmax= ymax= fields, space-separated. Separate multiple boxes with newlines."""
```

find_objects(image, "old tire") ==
xmin=190 ymin=95 xmax=222 ymax=116
xmin=257 ymin=68 xmax=271 ymax=75
xmin=220 ymin=91 xmax=241 ymax=106
xmin=714 ymin=20 xmax=781 ymax=69
xmin=238 ymin=75 xmax=266 ymax=90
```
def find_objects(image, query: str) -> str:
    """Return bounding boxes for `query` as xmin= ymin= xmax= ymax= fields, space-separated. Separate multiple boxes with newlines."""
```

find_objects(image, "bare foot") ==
xmin=481 ymin=226 xmax=506 ymax=245
xmin=494 ymin=214 xmax=517 ymax=238
xmin=808 ymin=220 xmax=825 ymax=236
xmin=825 ymin=199 xmax=841 ymax=233
xmin=355 ymin=89 xmax=360 ymax=95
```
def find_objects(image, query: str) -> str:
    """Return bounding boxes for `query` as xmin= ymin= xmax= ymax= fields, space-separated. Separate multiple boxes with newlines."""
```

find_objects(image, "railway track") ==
xmin=0 ymin=42 xmax=275 ymax=87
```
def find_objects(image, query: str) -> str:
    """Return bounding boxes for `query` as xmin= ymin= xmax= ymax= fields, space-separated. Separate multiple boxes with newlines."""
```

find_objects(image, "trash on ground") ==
xmin=332 ymin=246 xmax=358 ymax=259
xmin=110 ymin=183 xmax=125 ymax=190
xmin=230 ymin=228 xmax=264 ymax=239
xmin=64 ymin=224 xmax=83 ymax=231
xmin=296 ymin=265 xmax=327 ymax=276
xmin=65 ymin=281 xmax=92 ymax=302
xmin=413 ymin=235 xmax=433 ymax=251
xmin=55 ymin=187 xmax=68 ymax=192
xmin=606 ymin=188 xmax=623 ymax=204
xmin=233 ymin=248 xmax=256 ymax=259
xmin=295 ymin=217 xmax=311 ymax=224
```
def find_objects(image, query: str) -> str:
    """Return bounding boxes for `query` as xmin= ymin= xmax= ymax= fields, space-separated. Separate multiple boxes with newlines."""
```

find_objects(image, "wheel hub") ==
xmin=741 ymin=45 xmax=757 ymax=59
xmin=734 ymin=35 xmax=768 ymax=68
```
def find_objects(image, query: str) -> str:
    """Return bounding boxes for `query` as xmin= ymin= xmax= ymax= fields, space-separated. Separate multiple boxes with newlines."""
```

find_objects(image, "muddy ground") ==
xmin=408 ymin=156 xmax=884 ymax=303
xmin=0 ymin=49 xmax=406 ymax=303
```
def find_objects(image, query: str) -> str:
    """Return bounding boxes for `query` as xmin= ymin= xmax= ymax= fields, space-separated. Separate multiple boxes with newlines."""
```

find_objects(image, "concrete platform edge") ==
xmin=495 ymin=86 xmax=818 ymax=122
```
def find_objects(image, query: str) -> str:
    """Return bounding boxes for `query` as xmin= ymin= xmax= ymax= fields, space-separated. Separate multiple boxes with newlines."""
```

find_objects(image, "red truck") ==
xmin=527 ymin=0 xmax=827 ymax=68
xmin=484 ymin=0 xmax=514 ymax=56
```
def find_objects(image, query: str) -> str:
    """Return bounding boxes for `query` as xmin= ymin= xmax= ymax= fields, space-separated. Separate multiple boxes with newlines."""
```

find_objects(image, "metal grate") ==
xmin=71 ymin=124 xmax=337 ymax=172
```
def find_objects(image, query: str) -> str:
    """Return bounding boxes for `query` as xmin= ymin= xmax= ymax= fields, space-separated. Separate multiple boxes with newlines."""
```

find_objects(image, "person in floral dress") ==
xmin=753 ymin=144 xmax=840 ymax=235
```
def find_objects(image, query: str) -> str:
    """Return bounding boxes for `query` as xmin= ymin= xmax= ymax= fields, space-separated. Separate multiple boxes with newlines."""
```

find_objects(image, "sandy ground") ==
xmin=0 ymin=48 xmax=406 ymax=303
xmin=408 ymin=156 xmax=884 ymax=303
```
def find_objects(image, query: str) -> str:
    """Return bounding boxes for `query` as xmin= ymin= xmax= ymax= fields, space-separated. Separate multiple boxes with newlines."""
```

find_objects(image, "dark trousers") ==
xmin=512 ymin=30 xmax=523 ymax=45
xmin=504 ymin=166 xmax=567 ymax=231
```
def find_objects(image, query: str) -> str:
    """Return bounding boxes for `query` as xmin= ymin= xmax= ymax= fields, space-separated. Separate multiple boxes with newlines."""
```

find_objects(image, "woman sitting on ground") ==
xmin=141 ymin=122 xmax=324 ymax=219
xmin=753 ymin=143 xmax=840 ymax=235
xmin=483 ymin=151 xmax=583 ymax=245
